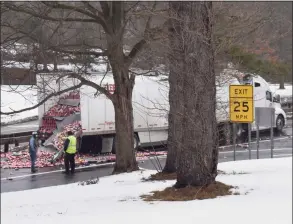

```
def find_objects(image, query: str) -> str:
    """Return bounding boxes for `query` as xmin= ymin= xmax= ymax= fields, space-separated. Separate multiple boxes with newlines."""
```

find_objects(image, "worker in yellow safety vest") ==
xmin=63 ymin=131 xmax=77 ymax=175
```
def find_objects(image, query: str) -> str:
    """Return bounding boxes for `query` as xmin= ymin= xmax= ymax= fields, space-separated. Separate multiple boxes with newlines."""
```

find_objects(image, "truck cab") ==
xmin=241 ymin=74 xmax=286 ymax=133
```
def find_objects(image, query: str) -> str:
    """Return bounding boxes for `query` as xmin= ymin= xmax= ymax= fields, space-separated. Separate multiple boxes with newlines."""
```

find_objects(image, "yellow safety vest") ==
xmin=66 ymin=135 xmax=77 ymax=154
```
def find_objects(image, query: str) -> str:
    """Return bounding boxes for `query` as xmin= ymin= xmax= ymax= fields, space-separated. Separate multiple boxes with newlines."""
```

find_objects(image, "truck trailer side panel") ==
xmin=80 ymin=75 xmax=169 ymax=136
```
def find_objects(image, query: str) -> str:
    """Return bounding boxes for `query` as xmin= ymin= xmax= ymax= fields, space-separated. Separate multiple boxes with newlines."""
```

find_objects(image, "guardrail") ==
xmin=0 ymin=131 xmax=33 ymax=146
xmin=0 ymin=135 xmax=31 ymax=145
xmin=0 ymin=131 xmax=33 ymax=139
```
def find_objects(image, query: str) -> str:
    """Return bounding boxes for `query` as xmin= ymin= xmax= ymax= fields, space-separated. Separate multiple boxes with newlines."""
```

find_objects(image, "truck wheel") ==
xmin=111 ymin=134 xmax=139 ymax=154
xmin=275 ymin=115 xmax=285 ymax=133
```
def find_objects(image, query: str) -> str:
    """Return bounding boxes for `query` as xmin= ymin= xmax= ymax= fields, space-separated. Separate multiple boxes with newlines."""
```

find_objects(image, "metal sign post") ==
xmin=256 ymin=123 xmax=260 ymax=159
xmin=229 ymin=85 xmax=254 ymax=161
xmin=256 ymin=108 xmax=260 ymax=159
xmin=233 ymin=123 xmax=236 ymax=161
xmin=248 ymin=123 xmax=251 ymax=160
xmin=270 ymin=108 xmax=275 ymax=158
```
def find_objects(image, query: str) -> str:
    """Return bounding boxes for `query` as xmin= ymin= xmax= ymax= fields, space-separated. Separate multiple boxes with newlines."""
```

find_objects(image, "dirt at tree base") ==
xmin=141 ymin=181 xmax=239 ymax=201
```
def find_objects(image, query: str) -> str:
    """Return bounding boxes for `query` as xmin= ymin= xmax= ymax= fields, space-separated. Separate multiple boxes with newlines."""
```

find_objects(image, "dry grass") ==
xmin=141 ymin=181 xmax=238 ymax=201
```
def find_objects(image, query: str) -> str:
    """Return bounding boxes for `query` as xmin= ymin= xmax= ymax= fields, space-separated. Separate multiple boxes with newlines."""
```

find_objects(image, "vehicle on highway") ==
xmin=240 ymin=73 xmax=286 ymax=136
xmin=36 ymin=70 xmax=286 ymax=154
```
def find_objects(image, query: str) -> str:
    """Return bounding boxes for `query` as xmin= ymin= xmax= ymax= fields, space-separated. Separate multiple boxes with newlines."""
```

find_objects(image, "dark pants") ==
xmin=64 ymin=153 xmax=75 ymax=174
xmin=29 ymin=151 xmax=37 ymax=172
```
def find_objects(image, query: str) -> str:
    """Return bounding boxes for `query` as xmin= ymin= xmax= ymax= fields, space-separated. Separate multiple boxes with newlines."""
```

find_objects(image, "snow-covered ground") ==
xmin=1 ymin=85 xmax=38 ymax=123
xmin=1 ymin=158 xmax=292 ymax=224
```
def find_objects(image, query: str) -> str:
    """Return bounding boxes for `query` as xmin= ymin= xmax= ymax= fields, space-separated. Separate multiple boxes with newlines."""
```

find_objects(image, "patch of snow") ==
xmin=1 ymin=85 xmax=38 ymax=123
xmin=90 ymin=48 xmax=103 ymax=53
xmin=269 ymin=84 xmax=292 ymax=98
xmin=3 ymin=61 xmax=31 ymax=69
xmin=1 ymin=158 xmax=291 ymax=224
xmin=1 ymin=43 xmax=29 ymax=56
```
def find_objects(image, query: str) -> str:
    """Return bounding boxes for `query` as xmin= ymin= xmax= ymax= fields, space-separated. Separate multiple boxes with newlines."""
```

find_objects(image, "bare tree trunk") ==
xmin=163 ymin=10 xmax=185 ymax=173
xmin=53 ymin=52 xmax=58 ymax=72
xmin=112 ymin=69 xmax=138 ymax=173
xmin=108 ymin=2 xmax=138 ymax=173
xmin=32 ymin=46 xmax=38 ymax=71
xmin=174 ymin=1 xmax=219 ymax=188
xmin=163 ymin=72 xmax=184 ymax=173
xmin=163 ymin=71 xmax=180 ymax=173
xmin=279 ymin=74 xmax=285 ymax=89
xmin=40 ymin=45 xmax=48 ymax=72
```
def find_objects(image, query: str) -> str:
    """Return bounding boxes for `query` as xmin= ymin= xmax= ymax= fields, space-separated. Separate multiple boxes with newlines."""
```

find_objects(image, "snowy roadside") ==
xmin=0 ymin=115 xmax=38 ymax=126
xmin=1 ymin=158 xmax=291 ymax=224
xmin=1 ymin=85 xmax=38 ymax=124
xmin=269 ymin=83 xmax=292 ymax=98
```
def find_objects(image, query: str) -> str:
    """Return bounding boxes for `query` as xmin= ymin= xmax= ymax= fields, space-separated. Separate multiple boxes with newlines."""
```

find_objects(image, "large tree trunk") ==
xmin=112 ymin=69 xmax=138 ymax=173
xmin=107 ymin=2 xmax=138 ymax=173
xmin=174 ymin=1 xmax=219 ymax=188
xmin=163 ymin=70 xmax=181 ymax=173
xmin=163 ymin=8 xmax=185 ymax=173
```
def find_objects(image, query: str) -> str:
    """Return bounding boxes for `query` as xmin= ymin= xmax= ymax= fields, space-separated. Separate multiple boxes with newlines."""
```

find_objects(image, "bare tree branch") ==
xmin=3 ymin=2 xmax=97 ymax=23
xmin=99 ymin=2 xmax=110 ymax=18
xmin=42 ymin=1 xmax=110 ymax=34
xmin=126 ymin=2 xmax=160 ymax=65
xmin=41 ymin=2 xmax=98 ymax=20
xmin=82 ymin=1 xmax=103 ymax=16
xmin=1 ymin=24 xmax=107 ymax=57
xmin=127 ymin=39 xmax=147 ymax=62
xmin=56 ymin=72 xmax=114 ymax=100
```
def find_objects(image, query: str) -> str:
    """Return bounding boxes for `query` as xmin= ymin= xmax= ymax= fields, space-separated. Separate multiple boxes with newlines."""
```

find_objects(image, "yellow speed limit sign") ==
xmin=229 ymin=85 xmax=254 ymax=123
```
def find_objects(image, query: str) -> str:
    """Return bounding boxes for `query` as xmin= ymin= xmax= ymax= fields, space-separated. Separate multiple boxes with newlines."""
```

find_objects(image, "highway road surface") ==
xmin=1 ymin=119 xmax=291 ymax=193
xmin=1 ymin=142 xmax=291 ymax=193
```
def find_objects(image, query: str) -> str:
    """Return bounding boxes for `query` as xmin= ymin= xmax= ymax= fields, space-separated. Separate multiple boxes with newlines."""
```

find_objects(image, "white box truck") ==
xmin=37 ymin=71 xmax=286 ymax=153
